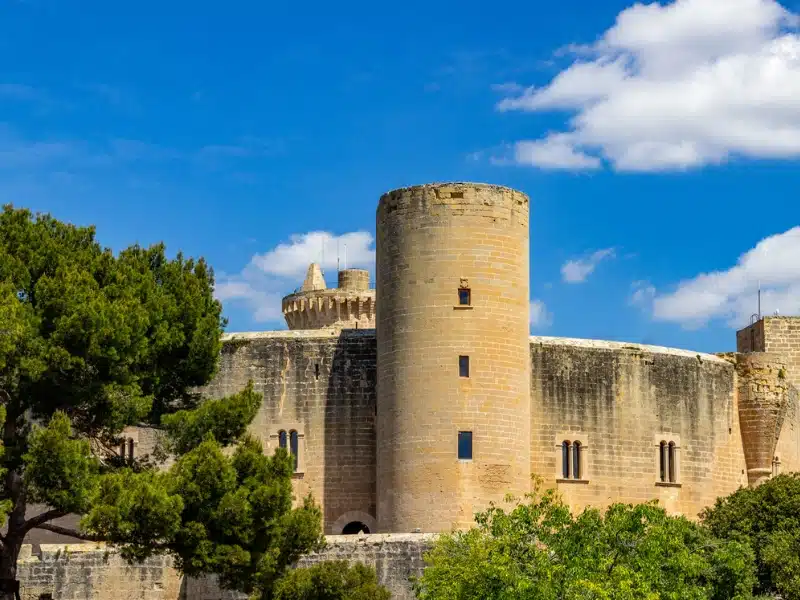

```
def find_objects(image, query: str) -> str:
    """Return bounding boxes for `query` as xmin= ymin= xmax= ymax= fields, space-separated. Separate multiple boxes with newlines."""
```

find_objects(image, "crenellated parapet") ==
xmin=727 ymin=352 xmax=793 ymax=486
xmin=282 ymin=264 xmax=376 ymax=331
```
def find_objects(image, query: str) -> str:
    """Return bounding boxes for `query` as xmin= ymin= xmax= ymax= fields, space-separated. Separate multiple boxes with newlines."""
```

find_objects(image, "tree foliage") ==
xmin=0 ymin=204 xmax=329 ymax=600
xmin=414 ymin=478 xmax=757 ymax=600
xmin=273 ymin=560 xmax=391 ymax=600
xmin=701 ymin=473 xmax=800 ymax=600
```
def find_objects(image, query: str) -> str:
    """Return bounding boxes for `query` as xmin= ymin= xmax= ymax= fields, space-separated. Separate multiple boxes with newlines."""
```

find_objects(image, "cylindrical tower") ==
xmin=376 ymin=182 xmax=531 ymax=533
xmin=338 ymin=269 xmax=370 ymax=291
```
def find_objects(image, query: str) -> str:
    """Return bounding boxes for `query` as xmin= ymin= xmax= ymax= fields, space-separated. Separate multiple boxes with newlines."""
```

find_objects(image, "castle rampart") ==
xmin=282 ymin=264 xmax=376 ymax=331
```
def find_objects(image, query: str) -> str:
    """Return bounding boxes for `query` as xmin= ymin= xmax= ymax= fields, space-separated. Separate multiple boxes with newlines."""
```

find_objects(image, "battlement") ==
xmin=377 ymin=182 xmax=529 ymax=227
xmin=282 ymin=264 xmax=376 ymax=331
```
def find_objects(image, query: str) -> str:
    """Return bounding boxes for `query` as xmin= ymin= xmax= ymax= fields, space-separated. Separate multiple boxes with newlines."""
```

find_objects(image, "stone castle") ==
xmin=18 ymin=182 xmax=800 ymax=599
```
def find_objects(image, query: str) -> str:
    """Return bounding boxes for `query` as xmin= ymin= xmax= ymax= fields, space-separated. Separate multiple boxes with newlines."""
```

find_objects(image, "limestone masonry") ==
xmin=20 ymin=182 xmax=800 ymax=598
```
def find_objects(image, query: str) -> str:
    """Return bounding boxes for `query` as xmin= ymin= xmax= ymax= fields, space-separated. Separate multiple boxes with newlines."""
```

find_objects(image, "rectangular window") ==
xmin=459 ymin=355 xmax=470 ymax=377
xmin=458 ymin=431 xmax=473 ymax=460
xmin=458 ymin=287 xmax=471 ymax=305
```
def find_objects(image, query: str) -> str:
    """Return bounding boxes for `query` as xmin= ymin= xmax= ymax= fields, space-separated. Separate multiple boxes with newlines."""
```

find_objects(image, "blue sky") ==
xmin=1 ymin=0 xmax=799 ymax=353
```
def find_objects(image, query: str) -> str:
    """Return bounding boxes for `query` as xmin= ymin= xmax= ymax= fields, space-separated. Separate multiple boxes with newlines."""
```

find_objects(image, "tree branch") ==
xmin=31 ymin=523 xmax=103 ymax=542
xmin=22 ymin=509 xmax=67 ymax=534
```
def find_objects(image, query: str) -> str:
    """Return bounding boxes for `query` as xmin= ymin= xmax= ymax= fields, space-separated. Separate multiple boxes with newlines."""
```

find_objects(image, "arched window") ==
xmin=572 ymin=441 xmax=582 ymax=480
xmin=289 ymin=430 xmax=299 ymax=471
xmin=561 ymin=441 xmax=571 ymax=479
xmin=659 ymin=441 xmax=667 ymax=482
xmin=278 ymin=430 xmax=287 ymax=449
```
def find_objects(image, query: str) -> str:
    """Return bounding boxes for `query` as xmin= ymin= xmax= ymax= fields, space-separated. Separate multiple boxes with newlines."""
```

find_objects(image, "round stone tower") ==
xmin=376 ymin=182 xmax=531 ymax=533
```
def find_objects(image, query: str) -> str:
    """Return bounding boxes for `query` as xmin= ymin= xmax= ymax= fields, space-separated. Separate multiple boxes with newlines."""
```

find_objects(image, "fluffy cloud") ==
xmin=561 ymin=248 xmax=616 ymax=283
xmin=530 ymin=299 xmax=552 ymax=329
xmin=216 ymin=231 xmax=375 ymax=324
xmin=496 ymin=0 xmax=800 ymax=172
xmin=636 ymin=227 xmax=800 ymax=328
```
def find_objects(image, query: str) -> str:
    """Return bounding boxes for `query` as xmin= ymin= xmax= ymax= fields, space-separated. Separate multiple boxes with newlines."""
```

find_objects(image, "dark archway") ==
xmin=342 ymin=521 xmax=370 ymax=535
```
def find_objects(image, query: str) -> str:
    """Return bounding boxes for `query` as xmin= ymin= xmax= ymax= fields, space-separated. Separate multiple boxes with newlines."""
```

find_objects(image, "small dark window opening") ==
xmin=458 ymin=287 xmax=471 ymax=305
xmin=668 ymin=442 xmax=676 ymax=483
xmin=459 ymin=355 xmax=470 ymax=378
xmin=561 ymin=441 xmax=570 ymax=479
xmin=659 ymin=441 xmax=667 ymax=482
xmin=342 ymin=521 xmax=370 ymax=535
xmin=128 ymin=438 xmax=135 ymax=460
xmin=451 ymin=191 xmax=464 ymax=199
xmin=279 ymin=430 xmax=287 ymax=449
xmin=315 ymin=363 xmax=320 ymax=380
xmin=39 ymin=594 xmax=54 ymax=600
xmin=458 ymin=431 xmax=473 ymax=460
xmin=290 ymin=430 xmax=299 ymax=471
xmin=572 ymin=441 xmax=582 ymax=480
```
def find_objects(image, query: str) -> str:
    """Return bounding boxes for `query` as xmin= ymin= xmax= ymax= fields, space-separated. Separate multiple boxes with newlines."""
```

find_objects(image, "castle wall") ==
xmin=376 ymin=183 xmax=531 ymax=533
xmin=198 ymin=330 xmax=378 ymax=535
xmin=530 ymin=337 xmax=748 ymax=519
xmin=16 ymin=534 xmax=433 ymax=600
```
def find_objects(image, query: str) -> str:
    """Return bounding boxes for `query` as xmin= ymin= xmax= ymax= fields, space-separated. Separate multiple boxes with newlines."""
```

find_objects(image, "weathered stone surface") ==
xmin=16 ymin=535 xmax=435 ymax=600
xmin=376 ymin=182 xmax=532 ymax=534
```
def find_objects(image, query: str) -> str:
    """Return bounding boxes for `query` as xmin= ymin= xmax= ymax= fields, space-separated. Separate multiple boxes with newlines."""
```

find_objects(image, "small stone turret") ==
xmin=734 ymin=352 xmax=791 ymax=486
xmin=282 ymin=264 xmax=375 ymax=331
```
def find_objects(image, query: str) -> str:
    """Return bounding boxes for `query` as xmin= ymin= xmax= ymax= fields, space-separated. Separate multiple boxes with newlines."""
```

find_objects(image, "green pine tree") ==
xmin=0 ymin=205 xmax=323 ymax=600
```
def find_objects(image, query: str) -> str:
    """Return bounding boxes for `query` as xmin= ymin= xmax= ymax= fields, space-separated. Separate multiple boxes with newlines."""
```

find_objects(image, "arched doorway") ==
xmin=341 ymin=521 xmax=370 ymax=535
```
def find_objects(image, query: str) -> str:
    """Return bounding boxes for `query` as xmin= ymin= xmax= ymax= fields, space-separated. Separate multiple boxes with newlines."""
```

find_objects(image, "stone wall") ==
xmin=736 ymin=317 xmax=800 ymax=476
xmin=199 ymin=329 xmax=378 ymax=535
xmin=16 ymin=534 xmax=434 ymax=600
xmin=16 ymin=543 xmax=183 ymax=600
xmin=530 ymin=337 xmax=748 ymax=519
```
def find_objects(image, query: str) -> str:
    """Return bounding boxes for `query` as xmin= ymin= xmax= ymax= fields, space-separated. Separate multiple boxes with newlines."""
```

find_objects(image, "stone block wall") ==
xmin=530 ymin=337 xmax=747 ymax=519
xmin=198 ymin=329 xmax=378 ymax=535
xmin=16 ymin=534 xmax=434 ymax=600
xmin=16 ymin=543 xmax=183 ymax=600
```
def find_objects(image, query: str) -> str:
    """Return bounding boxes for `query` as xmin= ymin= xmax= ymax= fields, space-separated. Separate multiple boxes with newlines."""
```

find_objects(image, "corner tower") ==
xmin=375 ymin=182 xmax=531 ymax=533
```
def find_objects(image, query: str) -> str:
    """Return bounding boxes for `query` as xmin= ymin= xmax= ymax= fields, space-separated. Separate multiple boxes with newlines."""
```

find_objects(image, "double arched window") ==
xmin=278 ymin=429 xmax=299 ymax=471
xmin=659 ymin=440 xmax=677 ymax=483
xmin=561 ymin=440 xmax=582 ymax=480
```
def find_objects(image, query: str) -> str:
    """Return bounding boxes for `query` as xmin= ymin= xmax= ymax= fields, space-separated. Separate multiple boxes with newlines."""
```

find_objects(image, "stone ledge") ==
xmin=531 ymin=335 xmax=729 ymax=364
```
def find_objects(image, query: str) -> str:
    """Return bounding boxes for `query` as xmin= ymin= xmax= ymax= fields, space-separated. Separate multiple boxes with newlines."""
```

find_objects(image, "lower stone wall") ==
xmin=16 ymin=543 xmax=183 ymax=600
xmin=16 ymin=534 xmax=435 ymax=600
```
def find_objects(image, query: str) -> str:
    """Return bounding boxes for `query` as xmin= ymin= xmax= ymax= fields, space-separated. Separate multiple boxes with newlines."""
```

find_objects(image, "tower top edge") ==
xmin=379 ymin=181 xmax=529 ymax=200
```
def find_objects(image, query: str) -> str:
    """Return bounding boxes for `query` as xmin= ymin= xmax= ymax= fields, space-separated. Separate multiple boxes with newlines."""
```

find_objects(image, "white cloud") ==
xmin=216 ymin=231 xmax=376 ymax=325
xmin=530 ymin=299 xmax=552 ymax=329
xmin=252 ymin=231 xmax=375 ymax=278
xmin=641 ymin=227 xmax=800 ymax=328
xmin=561 ymin=248 xmax=616 ymax=283
xmin=496 ymin=0 xmax=800 ymax=172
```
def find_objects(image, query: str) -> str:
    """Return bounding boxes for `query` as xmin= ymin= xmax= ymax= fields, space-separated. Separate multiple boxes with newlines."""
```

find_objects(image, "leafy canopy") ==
xmin=414 ymin=478 xmax=757 ymax=600
xmin=701 ymin=473 xmax=800 ymax=600
xmin=273 ymin=560 xmax=392 ymax=600
xmin=0 ymin=205 xmax=330 ymax=600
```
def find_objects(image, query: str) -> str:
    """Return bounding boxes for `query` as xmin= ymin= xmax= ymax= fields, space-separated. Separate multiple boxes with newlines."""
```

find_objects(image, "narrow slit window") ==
xmin=668 ymin=442 xmax=676 ymax=483
xmin=561 ymin=441 xmax=570 ymax=479
xmin=458 ymin=431 xmax=473 ymax=460
xmin=659 ymin=441 xmax=667 ymax=482
xmin=459 ymin=355 xmax=470 ymax=378
xmin=458 ymin=287 xmax=471 ymax=306
xmin=572 ymin=441 xmax=582 ymax=479
xmin=128 ymin=438 xmax=135 ymax=460
xmin=290 ymin=430 xmax=299 ymax=471
xmin=279 ymin=430 xmax=287 ymax=449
